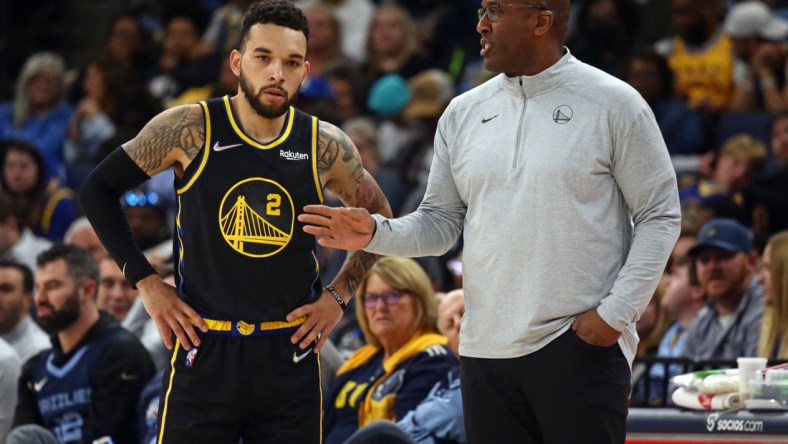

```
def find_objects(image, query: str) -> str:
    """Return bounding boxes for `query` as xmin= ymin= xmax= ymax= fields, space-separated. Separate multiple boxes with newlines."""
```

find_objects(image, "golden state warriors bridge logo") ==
xmin=219 ymin=178 xmax=294 ymax=257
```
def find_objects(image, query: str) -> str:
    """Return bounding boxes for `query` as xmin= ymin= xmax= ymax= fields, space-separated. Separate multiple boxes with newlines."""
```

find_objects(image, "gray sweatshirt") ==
xmin=366 ymin=51 xmax=681 ymax=366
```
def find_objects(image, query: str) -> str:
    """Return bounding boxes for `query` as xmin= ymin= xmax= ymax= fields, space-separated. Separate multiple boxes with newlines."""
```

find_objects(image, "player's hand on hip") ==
xmin=136 ymin=275 xmax=208 ymax=350
xmin=299 ymin=205 xmax=375 ymax=250
xmin=286 ymin=289 xmax=344 ymax=353
xmin=571 ymin=308 xmax=621 ymax=347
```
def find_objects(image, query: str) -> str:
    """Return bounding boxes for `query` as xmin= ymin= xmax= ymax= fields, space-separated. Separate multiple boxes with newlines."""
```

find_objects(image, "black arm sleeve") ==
xmin=79 ymin=148 xmax=156 ymax=286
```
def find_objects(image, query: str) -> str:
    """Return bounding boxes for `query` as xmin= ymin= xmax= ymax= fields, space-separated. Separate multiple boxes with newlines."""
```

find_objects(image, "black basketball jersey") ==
xmin=173 ymin=96 xmax=324 ymax=322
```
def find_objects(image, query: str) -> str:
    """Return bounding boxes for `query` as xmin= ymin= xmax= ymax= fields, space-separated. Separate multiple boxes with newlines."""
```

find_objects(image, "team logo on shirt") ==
xmin=218 ymin=178 xmax=295 ymax=257
xmin=372 ymin=369 xmax=406 ymax=401
xmin=552 ymin=105 xmax=573 ymax=124
xmin=236 ymin=320 xmax=256 ymax=336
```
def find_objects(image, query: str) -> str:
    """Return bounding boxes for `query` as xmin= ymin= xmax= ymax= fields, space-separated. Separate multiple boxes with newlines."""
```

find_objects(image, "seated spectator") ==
xmin=304 ymin=5 xmax=354 ymax=77
xmin=691 ymin=194 xmax=748 ymax=235
xmin=625 ymin=50 xmax=710 ymax=172
xmin=343 ymin=117 xmax=410 ymax=222
xmin=121 ymin=189 xmax=171 ymax=254
xmin=744 ymin=111 xmax=788 ymax=243
xmin=67 ymin=13 xmax=155 ymax=104
xmin=97 ymin=256 xmax=137 ymax=323
xmin=668 ymin=232 xmax=697 ymax=271
xmin=294 ymin=0 xmax=375 ymax=63
xmin=655 ymin=0 xmax=735 ymax=114
xmin=345 ymin=288 xmax=467 ymax=444
xmin=146 ymin=7 xmax=222 ymax=108
xmin=11 ymin=244 xmax=155 ymax=444
xmin=567 ymin=0 xmax=639 ymax=80
xmin=0 ymin=193 xmax=52 ymax=273
xmin=122 ymin=272 xmax=170 ymax=372
xmin=756 ymin=230 xmax=788 ymax=359
xmin=0 ymin=337 xmax=20 ymax=444
xmin=0 ymin=52 xmax=73 ymax=176
xmin=679 ymin=133 xmax=767 ymax=232
xmin=636 ymin=278 xmax=673 ymax=357
xmin=323 ymin=257 xmax=459 ymax=444
xmin=682 ymin=218 xmax=764 ymax=360
xmin=1 ymin=139 xmax=78 ymax=242
xmin=359 ymin=4 xmax=434 ymax=95
xmin=136 ymin=369 xmax=164 ymax=444
xmin=198 ymin=0 xmax=254 ymax=58
xmin=63 ymin=217 xmax=108 ymax=265
xmin=396 ymin=69 xmax=456 ymax=215
xmin=365 ymin=74 xmax=422 ymax=166
xmin=724 ymin=1 xmax=788 ymax=113
xmin=64 ymin=56 xmax=158 ymax=190
xmin=324 ymin=63 xmax=366 ymax=125
xmin=660 ymin=255 xmax=706 ymax=359
xmin=0 ymin=260 xmax=49 ymax=362
xmin=644 ymin=254 xmax=706 ymax=405
xmin=167 ymin=57 xmax=237 ymax=109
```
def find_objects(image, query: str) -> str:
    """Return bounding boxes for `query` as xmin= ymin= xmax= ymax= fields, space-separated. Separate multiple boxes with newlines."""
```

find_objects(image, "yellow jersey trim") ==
xmin=224 ymin=96 xmax=294 ymax=149
xmin=158 ymin=339 xmax=181 ymax=443
xmin=176 ymin=101 xmax=211 ymax=194
xmin=175 ymin=195 xmax=185 ymax=285
xmin=311 ymin=117 xmax=323 ymax=203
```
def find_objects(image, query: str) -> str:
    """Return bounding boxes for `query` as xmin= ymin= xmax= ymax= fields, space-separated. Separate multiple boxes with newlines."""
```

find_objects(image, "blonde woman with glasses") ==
xmin=323 ymin=256 xmax=458 ymax=444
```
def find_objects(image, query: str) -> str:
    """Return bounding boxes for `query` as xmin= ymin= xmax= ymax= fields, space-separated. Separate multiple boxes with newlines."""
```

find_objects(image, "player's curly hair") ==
xmin=240 ymin=0 xmax=309 ymax=50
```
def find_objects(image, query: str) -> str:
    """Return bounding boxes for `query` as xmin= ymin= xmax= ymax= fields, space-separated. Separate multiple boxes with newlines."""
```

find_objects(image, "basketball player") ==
xmin=80 ymin=1 xmax=391 ymax=441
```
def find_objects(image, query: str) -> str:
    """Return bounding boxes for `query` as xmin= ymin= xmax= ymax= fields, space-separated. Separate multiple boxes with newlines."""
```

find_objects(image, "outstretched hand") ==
xmin=136 ymin=275 xmax=208 ymax=350
xmin=298 ymin=205 xmax=376 ymax=251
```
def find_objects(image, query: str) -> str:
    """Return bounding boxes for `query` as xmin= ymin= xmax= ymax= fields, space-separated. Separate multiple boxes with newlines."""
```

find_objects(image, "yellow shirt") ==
xmin=668 ymin=33 xmax=735 ymax=111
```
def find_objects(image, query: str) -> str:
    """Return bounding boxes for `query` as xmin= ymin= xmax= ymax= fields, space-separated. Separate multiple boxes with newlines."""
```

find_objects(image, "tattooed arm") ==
xmin=123 ymin=104 xmax=205 ymax=177
xmin=317 ymin=121 xmax=392 ymax=294
xmin=287 ymin=121 xmax=392 ymax=352
xmin=80 ymin=105 xmax=209 ymax=351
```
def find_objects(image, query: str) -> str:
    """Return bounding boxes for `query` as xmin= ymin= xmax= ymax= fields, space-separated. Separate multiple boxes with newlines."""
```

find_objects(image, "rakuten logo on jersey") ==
xmin=280 ymin=150 xmax=308 ymax=161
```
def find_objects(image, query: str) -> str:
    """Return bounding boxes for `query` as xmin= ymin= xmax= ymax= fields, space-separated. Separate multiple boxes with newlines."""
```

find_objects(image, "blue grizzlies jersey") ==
xmin=32 ymin=328 xmax=121 ymax=444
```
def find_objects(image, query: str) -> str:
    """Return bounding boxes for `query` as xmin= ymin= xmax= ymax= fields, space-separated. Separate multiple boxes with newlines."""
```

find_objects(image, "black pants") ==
xmin=461 ymin=329 xmax=630 ymax=444
xmin=157 ymin=333 xmax=321 ymax=443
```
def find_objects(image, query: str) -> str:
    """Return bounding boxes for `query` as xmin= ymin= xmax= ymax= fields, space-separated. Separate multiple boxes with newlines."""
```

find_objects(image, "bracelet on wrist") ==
xmin=325 ymin=285 xmax=347 ymax=312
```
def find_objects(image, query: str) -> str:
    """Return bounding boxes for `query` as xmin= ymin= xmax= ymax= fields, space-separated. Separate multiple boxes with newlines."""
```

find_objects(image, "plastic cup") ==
xmin=738 ymin=357 xmax=768 ymax=400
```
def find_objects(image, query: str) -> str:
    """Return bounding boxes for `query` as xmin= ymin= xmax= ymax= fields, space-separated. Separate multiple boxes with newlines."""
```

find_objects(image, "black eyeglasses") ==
xmin=363 ymin=290 xmax=406 ymax=309
xmin=477 ymin=3 xmax=548 ymax=22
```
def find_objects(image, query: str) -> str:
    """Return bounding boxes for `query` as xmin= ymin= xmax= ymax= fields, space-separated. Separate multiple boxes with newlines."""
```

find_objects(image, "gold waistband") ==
xmin=197 ymin=316 xmax=306 ymax=336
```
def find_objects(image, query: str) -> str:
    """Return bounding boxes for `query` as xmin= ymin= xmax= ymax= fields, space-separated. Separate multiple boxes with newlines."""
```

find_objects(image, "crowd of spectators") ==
xmin=0 ymin=0 xmax=788 ymax=441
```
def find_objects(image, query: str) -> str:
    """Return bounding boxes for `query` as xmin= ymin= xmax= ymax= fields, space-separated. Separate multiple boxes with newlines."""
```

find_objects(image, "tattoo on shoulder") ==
xmin=317 ymin=123 xmax=360 ymax=176
xmin=125 ymin=106 xmax=204 ymax=173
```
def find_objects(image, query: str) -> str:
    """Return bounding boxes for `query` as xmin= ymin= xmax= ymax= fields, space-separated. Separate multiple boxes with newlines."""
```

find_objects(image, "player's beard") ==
xmin=240 ymin=69 xmax=299 ymax=119
xmin=36 ymin=291 xmax=81 ymax=334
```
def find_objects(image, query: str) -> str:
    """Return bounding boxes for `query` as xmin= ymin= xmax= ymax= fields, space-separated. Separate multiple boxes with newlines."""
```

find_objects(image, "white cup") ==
xmin=737 ymin=357 xmax=768 ymax=400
